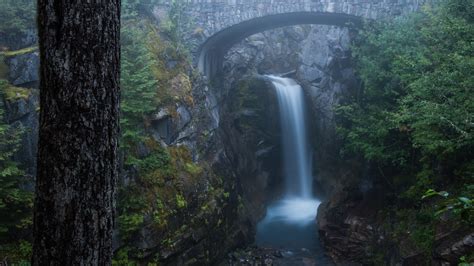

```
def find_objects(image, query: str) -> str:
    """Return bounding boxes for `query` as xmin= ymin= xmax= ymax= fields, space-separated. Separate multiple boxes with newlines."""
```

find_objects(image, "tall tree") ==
xmin=32 ymin=1 xmax=120 ymax=265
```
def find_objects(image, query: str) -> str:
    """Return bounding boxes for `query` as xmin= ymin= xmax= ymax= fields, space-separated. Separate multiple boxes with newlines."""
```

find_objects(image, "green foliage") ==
xmin=0 ymin=0 xmax=36 ymax=48
xmin=116 ymin=145 xmax=202 ymax=242
xmin=0 ymin=240 xmax=32 ymax=265
xmin=400 ymin=169 xmax=433 ymax=202
xmin=337 ymin=0 xmax=474 ymax=260
xmin=112 ymin=247 xmax=137 ymax=266
xmin=0 ymin=4 xmax=35 ymax=260
xmin=337 ymin=0 xmax=474 ymax=201
xmin=128 ymin=146 xmax=171 ymax=174
xmin=458 ymin=253 xmax=474 ymax=266
xmin=175 ymin=194 xmax=187 ymax=209
xmin=1 ymin=46 xmax=37 ymax=57
xmin=119 ymin=18 xmax=191 ymax=151
xmin=422 ymin=189 xmax=450 ymax=200
xmin=338 ymin=0 xmax=474 ymax=166
xmin=116 ymin=15 xmax=199 ymax=261
xmin=117 ymin=185 xmax=147 ymax=239
xmin=121 ymin=0 xmax=190 ymax=54
xmin=184 ymin=162 xmax=202 ymax=175
xmin=0 ymin=79 xmax=31 ymax=101
xmin=0 ymin=81 xmax=33 ymax=263
xmin=158 ymin=0 xmax=191 ymax=57
xmin=121 ymin=0 xmax=159 ymax=19
xmin=392 ymin=208 xmax=436 ymax=258
xmin=161 ymin=0 xmax=187 ymax=45
xmin=223 ymin=192 xmax=230 ymax=199
xmin=423 ymin=186 xmax=474 ymax=224
xmin=120 ymin=23 xmax=159 ymax=150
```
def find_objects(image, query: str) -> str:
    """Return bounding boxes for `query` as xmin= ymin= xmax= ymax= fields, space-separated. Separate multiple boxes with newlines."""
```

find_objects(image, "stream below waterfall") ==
xmin=254 ymin=76 xmax=333 ymax=265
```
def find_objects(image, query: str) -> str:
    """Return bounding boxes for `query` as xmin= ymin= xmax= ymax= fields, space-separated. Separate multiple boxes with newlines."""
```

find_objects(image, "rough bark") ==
xmin=32 ymin=1 xmax=120 ymax=265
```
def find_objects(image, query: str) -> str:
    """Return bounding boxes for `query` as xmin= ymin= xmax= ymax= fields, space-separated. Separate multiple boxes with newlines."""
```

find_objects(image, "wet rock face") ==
xmin=115 ymin=71 xmax=256 ymax=264
xmin=215 ymin=26 xmax=362 ymax=262
xmin=6 ymin=51 xmax=40 ymax=86
xmin=296 ymin=26 xmax=358 ymax=196
xmin=223 ymin=246 xmax=323 ymax=266
xmin=217 ymin=31 xmax=299 ymax=225
xmin=0 ymin=29 xmax=38 ymax=51
xmin=1 ymin=26 xmax=249 ymax=265
xmin=0 ymin=21 xmax=362 ymax=264
xmin=316 ymin=182 xmax=384 ymax=265
xmin=4 ymin=92 xmax=39 ymax=176
xmin=317 ymin=176 xmax=474 ymax=265
xmin=1 ymin=50 xmax=40 ymax=178
xmin=222 ymin=25 xmax=359 ymax=197
xmin=218 ymin=76 xmax=282 ymax=223
xmin=224 ymin=26 xmax=309 ymax=76
xmin=435 ymin=232 xmax=474 ymax=264
xmin=0 ymin=94 xmax=38 ymax=187
xmin=2 ymin=49 xmax=41 ymax=177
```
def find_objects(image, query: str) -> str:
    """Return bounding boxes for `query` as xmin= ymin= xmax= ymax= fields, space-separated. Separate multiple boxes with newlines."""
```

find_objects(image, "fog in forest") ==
xmin=0 ymin=0 xmax=472 ymax=265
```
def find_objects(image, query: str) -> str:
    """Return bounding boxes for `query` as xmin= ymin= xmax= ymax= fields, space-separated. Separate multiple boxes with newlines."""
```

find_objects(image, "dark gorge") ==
xmin=0 ymin=0 xmax=472 ymax=265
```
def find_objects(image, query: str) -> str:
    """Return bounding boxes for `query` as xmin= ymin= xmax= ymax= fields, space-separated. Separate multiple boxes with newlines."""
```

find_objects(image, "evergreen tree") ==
xmin=338 ymin=0 xmax=473 ymax=169
xmin=0 ymin=81 xmax=33 ymax=261
xmin=337 ymin=0 xmax=473 ymax=225
xmin=0 ymin=0 xmax=36 ymax=47
xmin=120 ymin=24 xmax=158 ymax=151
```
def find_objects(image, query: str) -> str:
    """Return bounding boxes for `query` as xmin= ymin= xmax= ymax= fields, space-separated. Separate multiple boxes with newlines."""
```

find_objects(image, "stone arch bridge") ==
xmin=156 ymin=0 xmax=432 ymax=78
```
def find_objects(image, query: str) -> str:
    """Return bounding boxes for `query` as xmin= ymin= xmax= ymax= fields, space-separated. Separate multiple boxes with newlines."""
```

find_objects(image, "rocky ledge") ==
xmin=317 ymin=184 xmax=474 ymax=265
xmin=222 ymin=246 xmax=334 ymax=266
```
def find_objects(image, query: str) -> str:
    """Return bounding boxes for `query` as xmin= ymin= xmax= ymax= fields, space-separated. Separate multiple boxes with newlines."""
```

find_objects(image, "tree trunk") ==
xmin=32 ymin=1 xmax=120 ymax=265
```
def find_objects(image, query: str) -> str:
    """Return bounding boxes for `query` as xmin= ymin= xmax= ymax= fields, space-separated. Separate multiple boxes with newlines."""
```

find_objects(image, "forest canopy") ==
xmin=336 ymin=0 xmax=473 ymax=256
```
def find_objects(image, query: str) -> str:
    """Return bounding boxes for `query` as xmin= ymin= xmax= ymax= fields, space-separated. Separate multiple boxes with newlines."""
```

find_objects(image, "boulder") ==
xmin=6 ymin=50 xmax=40 ymax=86
xmin=0 ymin=29 xmax=37 ymax=51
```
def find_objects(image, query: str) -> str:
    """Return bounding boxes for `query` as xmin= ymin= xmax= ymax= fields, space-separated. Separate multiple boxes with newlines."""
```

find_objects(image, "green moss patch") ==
xmin=0 ymin=79 xmax=30 ymax=101
xmin=1 ymin=46 xmax=38 ymax=58
xmin=116 ymin=138 xmax=233 ymax=263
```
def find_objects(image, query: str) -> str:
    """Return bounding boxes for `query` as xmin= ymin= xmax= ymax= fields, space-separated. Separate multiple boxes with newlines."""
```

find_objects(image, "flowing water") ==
xmin=256 ymin=76 xmax=332 ymax=264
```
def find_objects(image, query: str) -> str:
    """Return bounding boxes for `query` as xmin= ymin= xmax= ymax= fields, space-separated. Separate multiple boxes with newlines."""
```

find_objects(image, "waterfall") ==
xmin=268 ymin=75 xmax=312 ymax=198
xmin=256 ymin=75 xmax=324 ymax=254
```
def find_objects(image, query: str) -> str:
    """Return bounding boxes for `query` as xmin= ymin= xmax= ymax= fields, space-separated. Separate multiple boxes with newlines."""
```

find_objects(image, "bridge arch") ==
xmin=157 ymin=0 xmax=433 ymax=78
xmin=197 ymin=12 xmax=362 ymax=78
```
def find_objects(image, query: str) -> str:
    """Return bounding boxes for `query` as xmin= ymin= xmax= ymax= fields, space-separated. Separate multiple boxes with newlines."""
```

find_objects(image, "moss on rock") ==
xmin=1 ymin=46 xmax=38 ymax=58
xmin=0 ymin=79 xmax=31 ymax=101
